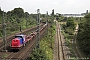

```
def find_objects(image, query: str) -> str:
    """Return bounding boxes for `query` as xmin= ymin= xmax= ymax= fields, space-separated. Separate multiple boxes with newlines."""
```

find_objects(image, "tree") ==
xmin=66 ymin=17 xmax=76 ymax=30
xmin=0 ymin=8 xmax=3 ymax=23
xmin=77 ymin=13 xmax=90 ymax=58
xmin=13 ymin=7 xmax=24 ymax=18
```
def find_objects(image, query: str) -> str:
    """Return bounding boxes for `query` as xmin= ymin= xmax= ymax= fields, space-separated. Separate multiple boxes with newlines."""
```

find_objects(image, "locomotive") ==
xmin=11 ymin=32 xmax=36 ymax=50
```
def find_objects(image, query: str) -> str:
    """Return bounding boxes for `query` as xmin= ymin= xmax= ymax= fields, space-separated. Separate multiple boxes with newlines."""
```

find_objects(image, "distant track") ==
xmin=73 ymin=24 xmax=84 ymax=60
xmin=56 ymin=21 xmax=65 ymax=60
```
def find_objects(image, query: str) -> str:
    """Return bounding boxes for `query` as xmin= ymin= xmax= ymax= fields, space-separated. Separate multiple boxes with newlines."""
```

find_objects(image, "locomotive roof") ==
xmin=16 ymin=34 xmax=25 ymax=37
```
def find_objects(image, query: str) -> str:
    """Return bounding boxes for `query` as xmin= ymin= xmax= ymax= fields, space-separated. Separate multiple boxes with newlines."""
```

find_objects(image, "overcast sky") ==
xmin=0 ymin=0 xmax=90 ymax=14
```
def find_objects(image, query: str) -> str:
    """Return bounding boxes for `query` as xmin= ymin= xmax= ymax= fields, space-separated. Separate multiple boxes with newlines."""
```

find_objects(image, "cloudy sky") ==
xmin=0 ymin=0 xmax=90 ymax=14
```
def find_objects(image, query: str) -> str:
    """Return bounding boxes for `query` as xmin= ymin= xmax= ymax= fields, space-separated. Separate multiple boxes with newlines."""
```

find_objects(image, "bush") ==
xmin=29 ymin=48 xmax=49 ymax=60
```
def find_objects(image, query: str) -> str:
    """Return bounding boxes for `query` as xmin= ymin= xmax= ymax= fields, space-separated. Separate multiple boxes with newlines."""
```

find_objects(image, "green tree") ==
xmin=66 ymin=17 xmax=75 ymax=29
xmin=29 ymin=48 xmax=49 ymax=60
xmin=65 ymin=17 xmax=76 ymax=34
xmin=77 ymin=13 xmax=90 ymax=58
xmin=13 ymin=7 xmax=24 ymax=18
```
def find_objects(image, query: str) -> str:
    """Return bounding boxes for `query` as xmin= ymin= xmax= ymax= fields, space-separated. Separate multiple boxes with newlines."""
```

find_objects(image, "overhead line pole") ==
xmin=36 ymin=9 xmax=40 ymax=48
xmin=46 ymin=11 xmax=48 ymax=38
xmin=2 ymin=10 xmax=7 ymax=52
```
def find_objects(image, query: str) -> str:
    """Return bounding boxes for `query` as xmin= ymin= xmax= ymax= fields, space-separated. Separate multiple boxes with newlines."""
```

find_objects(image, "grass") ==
xmin=40 ymin=36 xmax=54 ymax=60
xmin=62 ymin=31 xmax=78 ymax=60
xmin=40 ymin=25 xmax=56 ymax=60
xmin=40 ymin=40 xmax=53 ymax=60
xmin=61 ymin=25 xmax=88 ymax=60
xmin=60 ymin=22 xmax=77 ymax=60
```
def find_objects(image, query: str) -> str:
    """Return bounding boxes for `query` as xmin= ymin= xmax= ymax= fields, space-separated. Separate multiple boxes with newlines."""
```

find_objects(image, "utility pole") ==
xmin=19 ymin=13 xmax=22 ymax=33
xmin=51 ymin=25 xmax=53 ymax=49
xmin=36 ymin=9 xmax=40 ymax=48
xmin=46 ymin=11 xmax=48 ymax=38
xmin=20 ymin=25 xmax=22 ymax=33
xmin=20 ymin=18 xmax=22 ymax=33
xmin=2 ymin=10 xmax=7 ymax=52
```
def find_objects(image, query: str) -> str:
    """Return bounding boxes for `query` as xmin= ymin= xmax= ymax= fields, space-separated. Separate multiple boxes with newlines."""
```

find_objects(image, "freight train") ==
xmin=10 ymin=23 xmax=47 ymax=50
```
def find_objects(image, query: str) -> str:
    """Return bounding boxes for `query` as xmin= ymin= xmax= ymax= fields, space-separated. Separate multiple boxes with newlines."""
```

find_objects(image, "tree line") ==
xmin=0 ymin=7 xmax=37 ymax=37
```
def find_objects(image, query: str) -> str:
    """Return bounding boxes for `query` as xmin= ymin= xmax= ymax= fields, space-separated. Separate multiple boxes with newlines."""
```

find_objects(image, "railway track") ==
xmin=5 ymin=37 xmax=36 ymax=60
xmin=0 ymin=23 xmax=47 ymax=60
xmin=0 ymin=27 xmax=36 ymax=51
xmin=56 ymin=21 xmax=65 ymax=60
xmin=0 ymin=23 xmax=44 ymax=51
